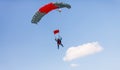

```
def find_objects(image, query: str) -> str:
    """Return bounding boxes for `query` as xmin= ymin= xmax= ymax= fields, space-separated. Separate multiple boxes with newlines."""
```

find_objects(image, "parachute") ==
xmin=31 ymin=2 xmax=71 ymax=24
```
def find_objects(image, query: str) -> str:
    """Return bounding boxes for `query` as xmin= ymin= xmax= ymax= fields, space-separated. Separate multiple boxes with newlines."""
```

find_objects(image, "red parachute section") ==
xmin=39 ymin=2 xmax=58 ymax=14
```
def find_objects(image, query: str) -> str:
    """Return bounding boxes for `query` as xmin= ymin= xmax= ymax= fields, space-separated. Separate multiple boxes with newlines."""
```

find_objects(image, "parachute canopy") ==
xmin=31 ymin=2 xmax=71 ymax=24
xmin=53 ymin=29 xmax=59 ymax=35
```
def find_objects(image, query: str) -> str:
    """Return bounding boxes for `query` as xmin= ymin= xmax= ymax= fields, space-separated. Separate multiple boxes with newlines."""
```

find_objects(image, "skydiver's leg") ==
xmin=61 ymin=44 xmax=64 ymax=47
xmin=57 ymin=45 xmax=59 ymax=50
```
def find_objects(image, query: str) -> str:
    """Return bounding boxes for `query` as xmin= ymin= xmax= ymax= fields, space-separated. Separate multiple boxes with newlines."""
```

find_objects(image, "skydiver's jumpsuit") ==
xmin=55 ymin=37 xmax=64 ymax=49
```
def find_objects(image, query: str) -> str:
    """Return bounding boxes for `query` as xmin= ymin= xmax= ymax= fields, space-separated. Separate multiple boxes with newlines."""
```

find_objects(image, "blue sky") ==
xmin=0 ymin=0 xmax=120 ymax=70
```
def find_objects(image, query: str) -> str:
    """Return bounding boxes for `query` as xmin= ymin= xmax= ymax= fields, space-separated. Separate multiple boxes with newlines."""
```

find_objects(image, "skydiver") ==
xmin=55 ymin=36 xmax=64 ymax=49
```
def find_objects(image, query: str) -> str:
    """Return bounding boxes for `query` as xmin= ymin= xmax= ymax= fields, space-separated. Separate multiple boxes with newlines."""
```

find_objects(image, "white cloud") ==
xmin=63 ymin=42 xmax=103 ymax=61
xmin=70 ymin=64 xmax=79 ymax=68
